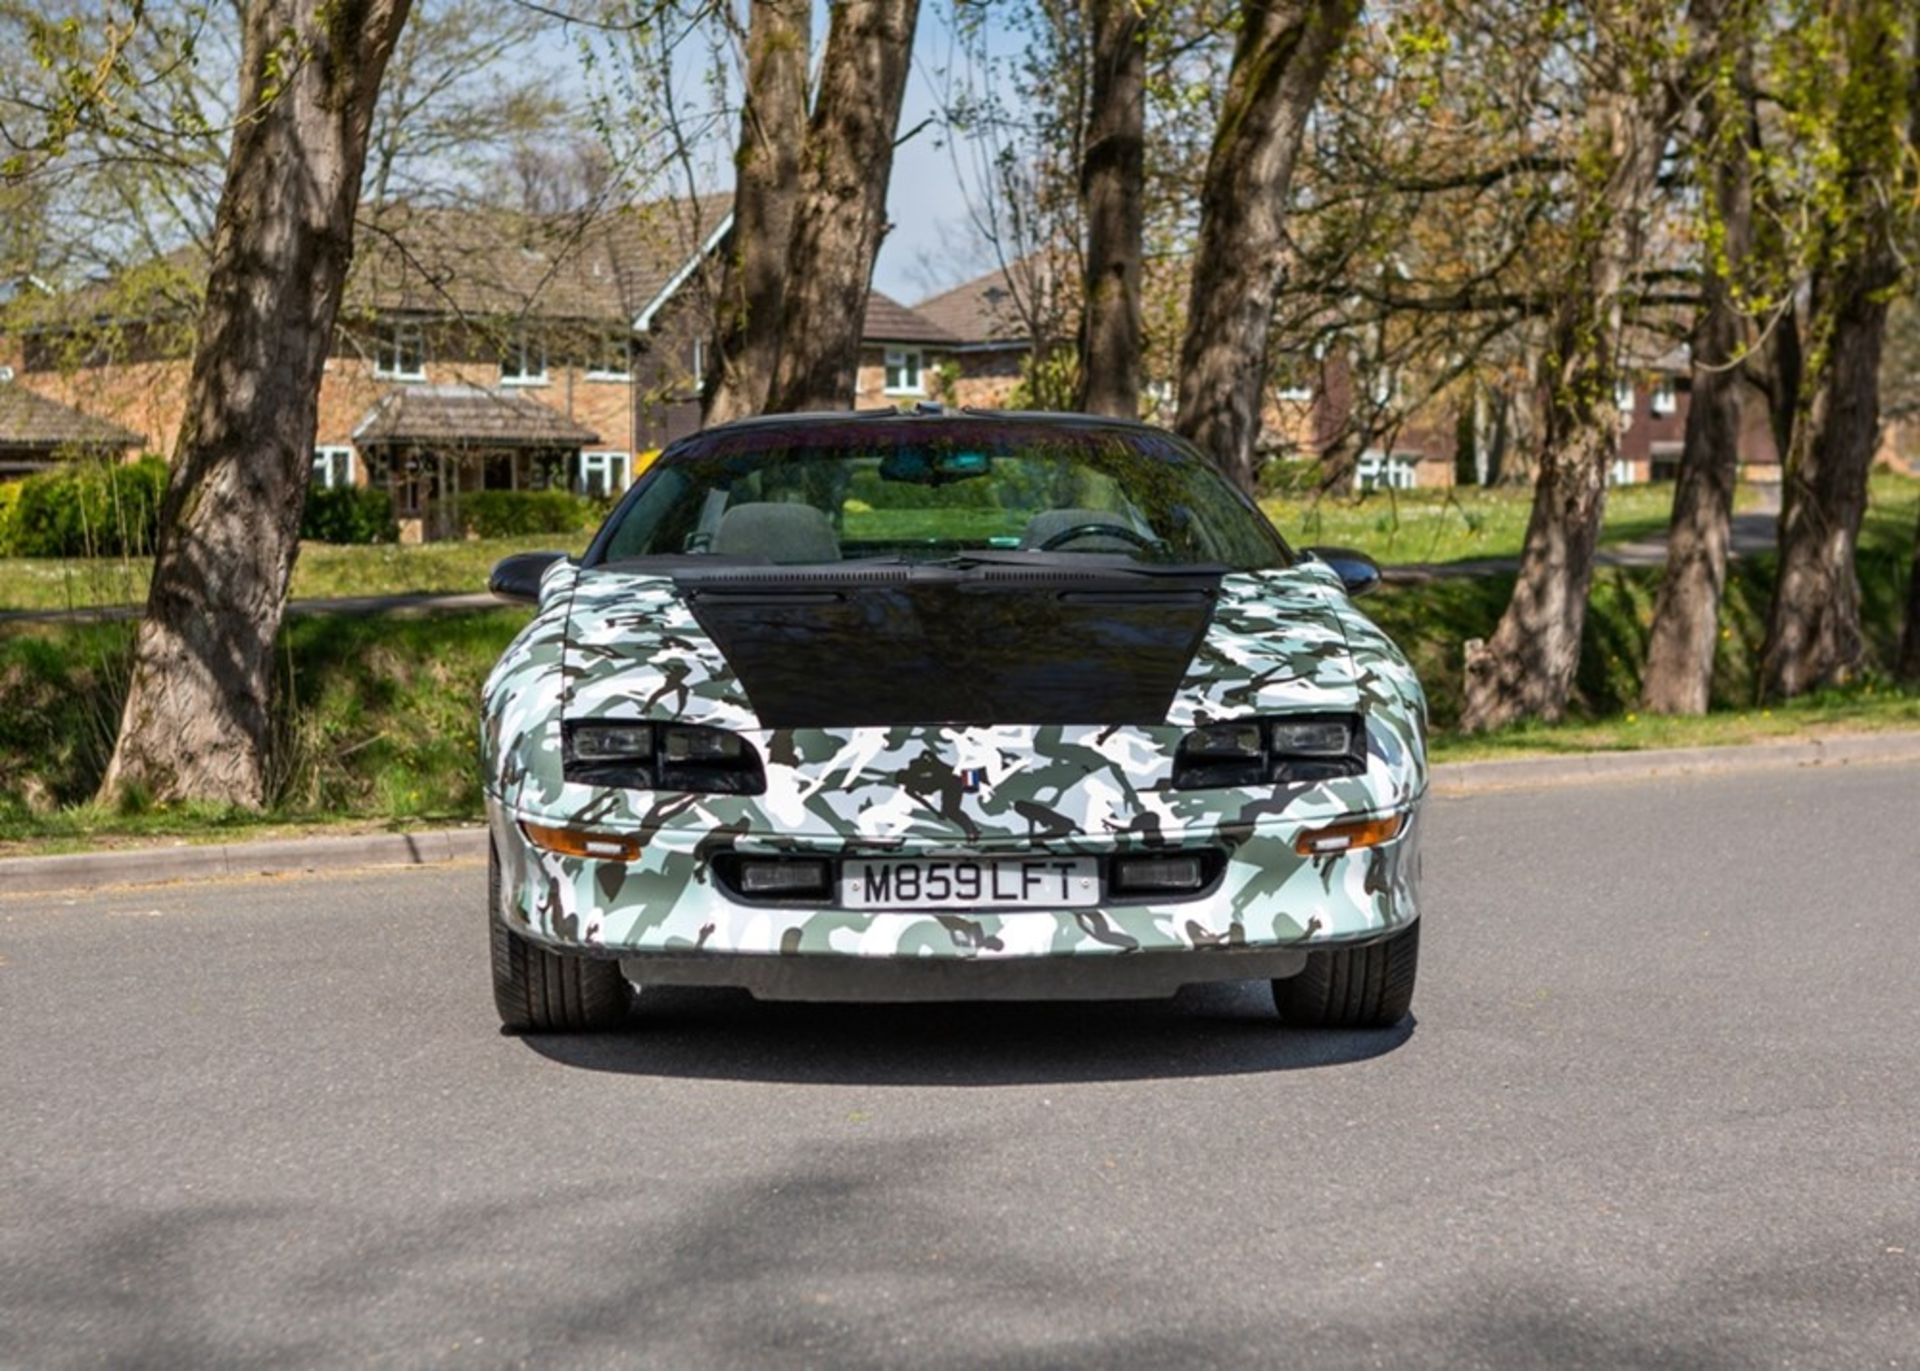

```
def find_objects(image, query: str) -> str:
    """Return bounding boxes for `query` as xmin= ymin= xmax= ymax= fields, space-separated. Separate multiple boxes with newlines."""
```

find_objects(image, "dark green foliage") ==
xmin=1255 ymin=457 xmax=1320 ymax=497
xmin=300 ymin=486 xmax=396 ymax=544
xmin=0 ymin=457 xmax=169 ymax=558
xmin=460 ymin=490 xmax=598 ymax=537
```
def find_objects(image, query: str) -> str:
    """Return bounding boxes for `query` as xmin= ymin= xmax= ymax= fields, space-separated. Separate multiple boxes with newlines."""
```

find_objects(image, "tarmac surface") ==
xmin=2 ymin=759 xmax=1916 ymax=1367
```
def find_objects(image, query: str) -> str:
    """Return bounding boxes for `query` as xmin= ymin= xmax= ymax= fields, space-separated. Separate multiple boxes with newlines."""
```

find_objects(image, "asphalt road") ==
xmin=3 ymin=763 xmax=1917 ymax=1369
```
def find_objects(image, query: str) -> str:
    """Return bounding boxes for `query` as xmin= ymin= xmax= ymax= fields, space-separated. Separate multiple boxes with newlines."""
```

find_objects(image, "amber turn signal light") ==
xmin=1294 ymin=812 xmax=1405 ymax=857
xmin=520 ymin=821 xmax=642 ymax=862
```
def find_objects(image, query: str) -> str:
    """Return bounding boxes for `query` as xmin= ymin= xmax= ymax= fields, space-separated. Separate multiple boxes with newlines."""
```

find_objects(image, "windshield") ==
xmin=587 ymin=418 xmax=1290 ymax=571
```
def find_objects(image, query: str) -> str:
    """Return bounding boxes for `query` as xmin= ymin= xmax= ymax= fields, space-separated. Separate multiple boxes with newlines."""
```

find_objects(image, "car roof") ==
xmin=693 ymin=406 xmax=1181 ymax=443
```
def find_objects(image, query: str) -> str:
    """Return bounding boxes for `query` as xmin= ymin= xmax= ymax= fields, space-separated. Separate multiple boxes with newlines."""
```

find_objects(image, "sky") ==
xmin=536 ymin=2 xmax=1017 ymax=306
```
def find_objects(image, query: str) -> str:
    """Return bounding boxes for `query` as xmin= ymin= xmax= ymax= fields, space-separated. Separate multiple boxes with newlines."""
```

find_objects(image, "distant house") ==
xmin=0 ymin=380 xmax=145 ymax=480
xmin=2 ymin=198 xmax=965 ymax=539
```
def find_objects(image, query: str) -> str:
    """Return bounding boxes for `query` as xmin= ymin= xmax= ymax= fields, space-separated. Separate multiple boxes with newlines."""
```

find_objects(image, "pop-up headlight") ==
xmin=1174 ymin=712 xmax=1366 ymax=790
xmin=563 ymin=720 xmax=764 ymax=795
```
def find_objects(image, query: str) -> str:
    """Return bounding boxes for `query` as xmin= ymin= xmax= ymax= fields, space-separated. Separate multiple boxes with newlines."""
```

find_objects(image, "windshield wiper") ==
xmin=925 ymin=550 xmax=1227 ymax=577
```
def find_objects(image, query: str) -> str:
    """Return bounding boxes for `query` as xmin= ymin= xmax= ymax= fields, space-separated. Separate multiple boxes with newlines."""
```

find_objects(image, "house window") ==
xmin=1615 ymin=380 xmax=1636 ymax=427
xmin=587 ymin=333 xmax=632 ymax=382
xmin=500 ymin=332 xmax=548 ymax=386
xmin=1650 ymin=379 xmax=1677 ymax=416
xmin=1355 ymin=451 xmax=1417 ymax=491
xmin=577 ymin=450 xmax=631 ymax=499
xmin=311 ymin=445 xmax=355 ymax=489
xmin=884 ymin=348 xmax=924 ymax=396
xmin=1609 ymin=457 xmax=1638 ymax=486
xmin=375 ymin=324 xmax=425 ymax=380
xmin=1272 ymin=351 xmax=1314 ymax=403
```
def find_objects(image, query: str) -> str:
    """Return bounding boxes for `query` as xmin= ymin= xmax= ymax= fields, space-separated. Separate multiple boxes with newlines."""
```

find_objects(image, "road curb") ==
xmin=4 ymin=731 xmax=1918 ymax=894
xmin=2 ymin=826 xmax=490 ymax=896
xmin=1429 ymin=729 xmax=1920 ymax=796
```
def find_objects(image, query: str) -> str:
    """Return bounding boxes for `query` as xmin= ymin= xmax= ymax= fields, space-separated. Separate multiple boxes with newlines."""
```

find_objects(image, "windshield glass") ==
xmin=588 ymin=419 xmax=1289 ymax=570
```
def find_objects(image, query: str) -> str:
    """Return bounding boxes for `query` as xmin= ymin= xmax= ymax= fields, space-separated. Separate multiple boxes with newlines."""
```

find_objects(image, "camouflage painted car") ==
xmin=482 ymin=411 xmax=1426 ymax=1032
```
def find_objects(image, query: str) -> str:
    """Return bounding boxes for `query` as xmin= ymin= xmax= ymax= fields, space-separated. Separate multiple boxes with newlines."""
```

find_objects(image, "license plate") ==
xmin=842 ymin=857 xmax=1099 ymax=911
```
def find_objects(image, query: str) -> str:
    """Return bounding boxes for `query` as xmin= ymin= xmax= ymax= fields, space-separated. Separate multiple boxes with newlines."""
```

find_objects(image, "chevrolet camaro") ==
xmin=482 ymin=410 xmax=1426 ymax=1032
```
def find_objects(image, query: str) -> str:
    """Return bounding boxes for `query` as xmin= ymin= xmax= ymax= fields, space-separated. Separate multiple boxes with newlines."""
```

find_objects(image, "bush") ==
xmin=0 ymin=480 xmax=22 ymax=556
xmin=0 ymin=456 xmax=169 ymax=558
xmin=301 ymin=485 xmax=395 ymax=544
xmin=459 ymin=489 xmax=596 ymax=537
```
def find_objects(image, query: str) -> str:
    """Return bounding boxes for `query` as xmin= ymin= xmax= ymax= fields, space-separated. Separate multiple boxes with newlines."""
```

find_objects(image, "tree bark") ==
xmin=1076 ymin=0 xmax=1146 ymax=418
xmin=98 ymin=0 xmax=412 ymax=809
xmin=1898 ymin=500 xmax=1920 ymax=683
xmin=1758 ymin=270 xmax=1894 ymax=696
xmin=1641 ymin=79 xmax=1754 ymax=715
xmin=1759 ymin=2 xmax=1915 ymax=699
xmin=1173 ymin=0 xmax=1358 ymax=491
xmin=703 ymin=0 xmax=811 ymax=426
xmin=1460 ymin=70 xmax=1676 ymax=731
xmin=765 ymin=0 xmax=922 ymax=413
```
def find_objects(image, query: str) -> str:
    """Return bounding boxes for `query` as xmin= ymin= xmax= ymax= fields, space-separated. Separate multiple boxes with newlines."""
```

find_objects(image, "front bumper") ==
xmin=487 ymin=795 xmax=1422 ymax=988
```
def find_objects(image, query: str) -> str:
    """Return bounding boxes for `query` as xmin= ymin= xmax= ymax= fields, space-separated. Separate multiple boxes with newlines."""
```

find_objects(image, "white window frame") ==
xmin=1608 ymin=457 xmax=1638 ymax=487
xmin=587 ymin=333 xmax=633 ymax=382
xmin=312 ymin=445 xmax=355 ymax=489
xmin=883 ymin=347 xmax=925 ymax=397
xmin=374 ymin=323 xmax=425 ymax=381
xmin=500 ymin=331 xmax=548 ymax=386
xmin=1355 ymin=450 xmax=1417 ymax=492
xmin=1615 ymin=380 xmax=1636 ymax=428
xmin=1649 ymin=379 xmax=1677 ymax=417
xmin=577 ymin=449 xmax=631 ymax=499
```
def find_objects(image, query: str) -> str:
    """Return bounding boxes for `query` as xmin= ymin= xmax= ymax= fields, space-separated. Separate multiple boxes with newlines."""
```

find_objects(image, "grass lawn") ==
xmin=1257 ymin=480 xmax=1753 ymax=566
xmin=0 ymin=534 xmax=593 ymax=614
xmin=0 ymin=479 xmax=1755 ymax=613
xmin=1 ymin=473 xmax=1913 ymax=853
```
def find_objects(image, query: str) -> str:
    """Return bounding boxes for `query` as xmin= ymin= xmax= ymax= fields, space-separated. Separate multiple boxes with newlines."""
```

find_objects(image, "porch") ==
xmin=351 ymin=383 xmax=602 ymax=542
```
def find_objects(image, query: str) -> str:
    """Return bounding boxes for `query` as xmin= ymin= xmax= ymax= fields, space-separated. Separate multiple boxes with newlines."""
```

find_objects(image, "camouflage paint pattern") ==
xmin=482 ymin=557 xmax=1426 ymax=959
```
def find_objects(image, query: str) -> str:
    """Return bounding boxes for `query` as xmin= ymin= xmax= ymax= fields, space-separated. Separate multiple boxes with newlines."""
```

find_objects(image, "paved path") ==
xmin=3 ymin=761 xmax=1915 ymax=1367
xmin=0 ymin=486 xmax=1785 ymax=623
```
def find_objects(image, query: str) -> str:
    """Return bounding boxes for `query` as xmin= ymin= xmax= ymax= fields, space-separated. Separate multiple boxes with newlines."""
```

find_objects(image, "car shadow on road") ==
xmin=519 ymin=980 xmax=1415 ymax=1085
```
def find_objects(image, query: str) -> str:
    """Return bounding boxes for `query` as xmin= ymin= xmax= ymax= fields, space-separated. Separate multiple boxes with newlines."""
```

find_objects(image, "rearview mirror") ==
xmin=1303 ymin=546 xmax=1383 ymax=598
xmin=489 ymin=551 xmax=569 ymax=604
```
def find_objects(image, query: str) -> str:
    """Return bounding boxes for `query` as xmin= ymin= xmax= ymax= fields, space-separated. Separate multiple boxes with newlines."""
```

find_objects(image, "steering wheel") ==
xmin=1037 ymin=522 xmax=1165 ymax=553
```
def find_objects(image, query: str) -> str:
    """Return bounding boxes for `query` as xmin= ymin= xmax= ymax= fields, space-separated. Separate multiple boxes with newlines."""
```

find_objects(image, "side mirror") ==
xmin=489 ymin=551 xmax=569 ymax=604
xmin=1303 ymin=545 xmax=1383 ymax=598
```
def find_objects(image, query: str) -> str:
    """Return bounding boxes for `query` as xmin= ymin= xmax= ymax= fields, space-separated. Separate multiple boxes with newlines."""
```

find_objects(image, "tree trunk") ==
xmin=765 ymin=0 xmax=922 ymax=413
xmin=98 ymin=0 xmax=412 ymax=809
xmin=1460 ymin=74 xmax=1675 ymax=732
xmin=1899 ymin=500 xmax=1920 ymax=683
xmin=1758 ymin=272 xmax=1893 ymax=696
xmin=1076 ymin=0 xmax=1146 ymax=419
xmin=1759 ymin=2 xmax=1915 ymax=699
xmin=1173 ymin=0 xmax=1358 ymax=491
xmin=1641 ymin=80 xmax=1754 ymax=715
xmin=703 ymin=0 xmax=811 ymax=426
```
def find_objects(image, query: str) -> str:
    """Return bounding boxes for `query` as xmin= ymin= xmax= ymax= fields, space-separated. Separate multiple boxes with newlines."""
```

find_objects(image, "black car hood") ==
xmin=670 ymin=564 xmax=1223 ymax=728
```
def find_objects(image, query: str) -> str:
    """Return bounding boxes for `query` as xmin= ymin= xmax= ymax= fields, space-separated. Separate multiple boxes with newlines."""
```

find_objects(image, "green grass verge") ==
xmin=1258 ymin=479 xmax=1713 ymax=566
xmin=0 ymin=534 xmax=591 ymax=613
xmin=2 ymin=475 xmax=1914 ymax=853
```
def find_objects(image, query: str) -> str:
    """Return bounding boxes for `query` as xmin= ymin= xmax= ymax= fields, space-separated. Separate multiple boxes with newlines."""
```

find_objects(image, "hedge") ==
xmin=459 ymin=489 xmax=598 ymax=537
xmin=0 ymin=457 xmax=170 ymax=558
xmin=301 ymin=486 xmax=396 ymax=544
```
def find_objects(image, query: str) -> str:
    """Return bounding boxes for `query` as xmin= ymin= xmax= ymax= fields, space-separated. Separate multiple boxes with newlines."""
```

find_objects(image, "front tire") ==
xmin=1272 ymin=919 xmax=1418 ymax=1029
xmin=489 ymin=844 xmax=631 ymax=1032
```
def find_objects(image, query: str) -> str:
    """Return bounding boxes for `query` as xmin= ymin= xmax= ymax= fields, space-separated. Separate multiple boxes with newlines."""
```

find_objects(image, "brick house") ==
xmin=0 ymin=380 xmax=145 ymax=480
xmin=2 ymin=198 xmax=967 ymax=539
